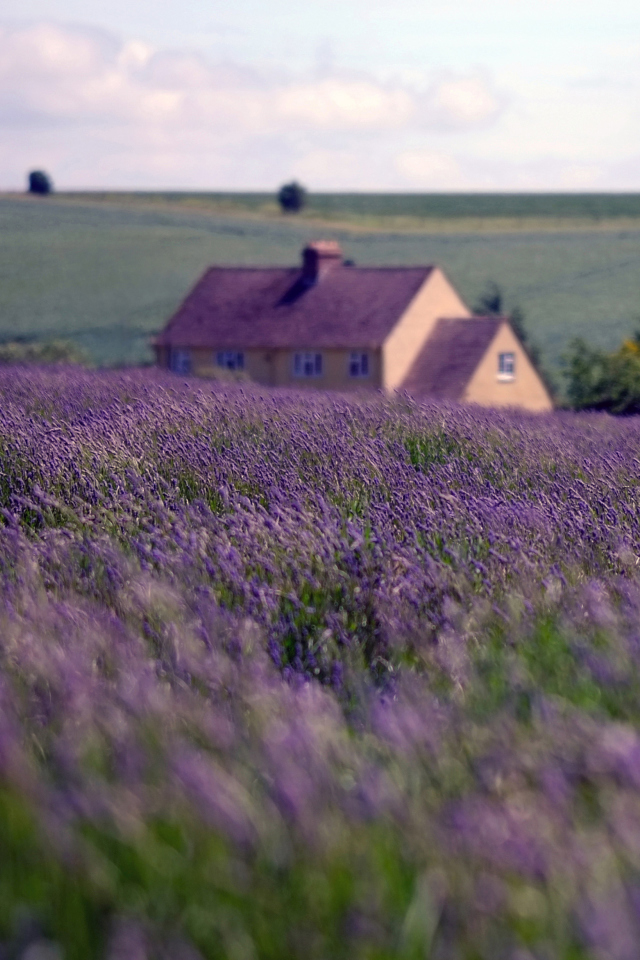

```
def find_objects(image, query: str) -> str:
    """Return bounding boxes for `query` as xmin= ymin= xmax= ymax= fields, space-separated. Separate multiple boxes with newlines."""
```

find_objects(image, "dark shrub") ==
xmin=0 ymin=339 xmax=88 ymax=366
xmin=277 ymin=180 xmax=306 ymax=213
xmin=27 ymin=170 xmax=53 ymax=195
xmin=565 ymin=335 xmax=640 ymax=414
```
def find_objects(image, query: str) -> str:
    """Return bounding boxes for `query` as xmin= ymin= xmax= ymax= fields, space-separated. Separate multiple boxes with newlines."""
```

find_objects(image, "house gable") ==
xmin=463 ymin=323 xmax=553 ymax=411
xmin=400 ymin=317 xmax=501 ymax=399
xmin=381 ymin=267 xmax=471 ymax=392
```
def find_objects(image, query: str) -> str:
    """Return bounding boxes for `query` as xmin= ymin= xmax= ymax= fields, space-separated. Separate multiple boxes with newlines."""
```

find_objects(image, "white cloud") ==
xmin=421 ymin=71 xmax=506 ymax=130
xmin=276 ymin=79 xmax=414 ymax=129
xmin=117 ymin=40 xmax=154 ymax=72
xmin=395 ymin=150 xmax=466 ymax=188
xmin=557 ymin=164 xmax=603 ymax=189
xmin=0 ymin=23 xmax=181 ymax=125
xmin=0 ymin=18 xmax=639 ymax=189
xmin=0 ymin=21 xmax=505 ymax=137
xmin=0 ymin=21 xmax=114 ymax=79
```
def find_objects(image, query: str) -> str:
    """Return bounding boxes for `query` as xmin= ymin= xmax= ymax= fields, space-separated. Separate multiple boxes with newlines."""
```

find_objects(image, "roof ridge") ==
xmin=401 ymin=314 xmax=505 ymax=400
xmin=438 ymin=314 xmax=506 ymax=322
xmin=157 ymin=260 xmax=437 ymax=352
xmin=201 ymin=264 xmax=434 ymax=271
xmin=203 ymin=265 xmax=297 ymax=271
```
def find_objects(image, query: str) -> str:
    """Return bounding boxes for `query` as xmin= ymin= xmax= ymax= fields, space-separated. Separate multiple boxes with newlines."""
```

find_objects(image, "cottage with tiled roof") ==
xmin=154 ymin=241 xmax=552 ymax=412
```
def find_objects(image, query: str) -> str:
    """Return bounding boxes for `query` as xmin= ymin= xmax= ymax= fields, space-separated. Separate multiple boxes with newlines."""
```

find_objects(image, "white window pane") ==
xmin=498 ymin=352 xmax=515 ymax=377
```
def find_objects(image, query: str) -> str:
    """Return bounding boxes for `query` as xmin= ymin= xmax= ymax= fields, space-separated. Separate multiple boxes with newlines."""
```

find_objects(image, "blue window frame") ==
xmin=498 ymin=352 xmax=515 ymax=379
xmin=293 ymin=352 xmax=323 ymax=377
xmin=349 ymin=352 xmax=370 ymax=377
xmin=170 ymin=348 xmax=191 ymax=374
xmin=216 ymin=350 xmax=244 ymax=371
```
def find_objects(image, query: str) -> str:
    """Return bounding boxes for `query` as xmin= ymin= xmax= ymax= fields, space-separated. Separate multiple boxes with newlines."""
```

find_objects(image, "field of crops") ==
xmin=64 ymin=190 xmax=640 ymax=222
xmin=1 ymin=194 xmax=640 ymax=386
xmin=2 ymin=366 xmax=640 ymax=958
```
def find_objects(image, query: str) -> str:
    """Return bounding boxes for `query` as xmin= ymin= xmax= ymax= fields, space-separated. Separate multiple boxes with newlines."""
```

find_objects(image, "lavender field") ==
xmin=2 ymin=366 xmax=640 ymax=959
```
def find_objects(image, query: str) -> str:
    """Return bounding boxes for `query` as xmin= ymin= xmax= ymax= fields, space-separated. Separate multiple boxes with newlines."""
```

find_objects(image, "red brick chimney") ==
xmin=302 ymin=240 xmax=343 ymax=282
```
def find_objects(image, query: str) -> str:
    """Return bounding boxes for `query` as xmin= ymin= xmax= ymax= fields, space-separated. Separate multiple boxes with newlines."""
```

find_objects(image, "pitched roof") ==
xmin=154 ymin=263 xmax=434 ymax=350
xmin=401 ymin=316 xmax=504 ymax=400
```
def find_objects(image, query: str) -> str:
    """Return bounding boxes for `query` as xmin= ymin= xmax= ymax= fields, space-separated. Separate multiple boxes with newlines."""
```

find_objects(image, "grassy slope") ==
xmin=2 ymin=192 xmax=640 ymax=382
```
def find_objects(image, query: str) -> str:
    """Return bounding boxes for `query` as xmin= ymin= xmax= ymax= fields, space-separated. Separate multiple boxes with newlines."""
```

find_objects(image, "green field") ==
xmin=2 ymin=192 xmax=640 ymax=387
xmin=61 ymin=190 xmax=640 ymax=226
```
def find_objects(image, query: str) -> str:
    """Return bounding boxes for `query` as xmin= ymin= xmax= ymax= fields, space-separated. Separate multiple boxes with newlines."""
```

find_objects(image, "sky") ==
xmin=1 ymin=0 xmax=640 ymax=191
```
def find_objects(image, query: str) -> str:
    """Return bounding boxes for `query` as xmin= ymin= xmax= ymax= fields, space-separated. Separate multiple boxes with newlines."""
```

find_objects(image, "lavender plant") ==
xmin=0 ymin=367 xmax=640 ymax=958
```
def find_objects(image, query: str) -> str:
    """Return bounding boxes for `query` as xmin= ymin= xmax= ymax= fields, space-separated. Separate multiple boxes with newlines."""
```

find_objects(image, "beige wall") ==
xmin=154 ymin=345 xmax=169 ymax=367
xmin=382 ymin=268 xmax=471 ymax=392
xmin=464 ymin=324 xmax=553 ymax=412
xmin=272 ymin=348 xmax=382 ymax=390
xmin=188 ymin=348 xmax=274 ymax=383
xmin=169 ymin=346 xmax=382 ymax=391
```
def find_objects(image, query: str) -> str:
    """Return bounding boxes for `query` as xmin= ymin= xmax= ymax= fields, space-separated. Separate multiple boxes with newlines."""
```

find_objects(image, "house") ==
xmin=154 ymin=241 xmax=553 ymax=412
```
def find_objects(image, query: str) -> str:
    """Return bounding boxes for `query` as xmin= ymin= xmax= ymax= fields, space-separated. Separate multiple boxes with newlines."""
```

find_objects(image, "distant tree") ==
xmin=27 ymin=170 xmax=53 ymax=195
xmin=473 ymin=280 xmax=504 ymax=316
xmin=277 ymin=181 xmax=306 ymax=213
xmin=565 ymin=333 xmax=640 ymax=414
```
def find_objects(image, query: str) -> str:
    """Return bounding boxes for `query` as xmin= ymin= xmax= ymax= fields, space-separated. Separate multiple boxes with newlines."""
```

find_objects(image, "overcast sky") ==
xmin=1 ymin=0 xmax=639 ymax=190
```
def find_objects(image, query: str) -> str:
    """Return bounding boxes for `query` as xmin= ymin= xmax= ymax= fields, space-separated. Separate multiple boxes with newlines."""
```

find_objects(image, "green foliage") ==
xmin=473 ymin=280 xmax=504 ymax=316
xmin=565 ymin=334 xmax=640 ymax=414
xmin=0 ymin=339 xmax=89 ymax=366
xmin=277 ymin=181 xmax=307 ymax=213
xmin=564 ymin=338 xmax=609 ymax=410
xmin=405 ymin=430 xmax=472 ymax=469
xmin=27 ymin=171 xmax=53 ymax=195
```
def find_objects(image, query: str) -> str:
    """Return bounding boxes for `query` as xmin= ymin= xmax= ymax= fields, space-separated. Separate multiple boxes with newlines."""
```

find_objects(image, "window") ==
xmin=498 ymin=352 xmax=515 ymax=381
xmin=293 ymin=352 xmax=323 ymax=377
xmin=216 ymin=350 xmax=244 ymax=371
xmin=349 ymin=352 xmax=370 ymax=378
xmin=170 ymin=348 xmax=191 ymax=374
